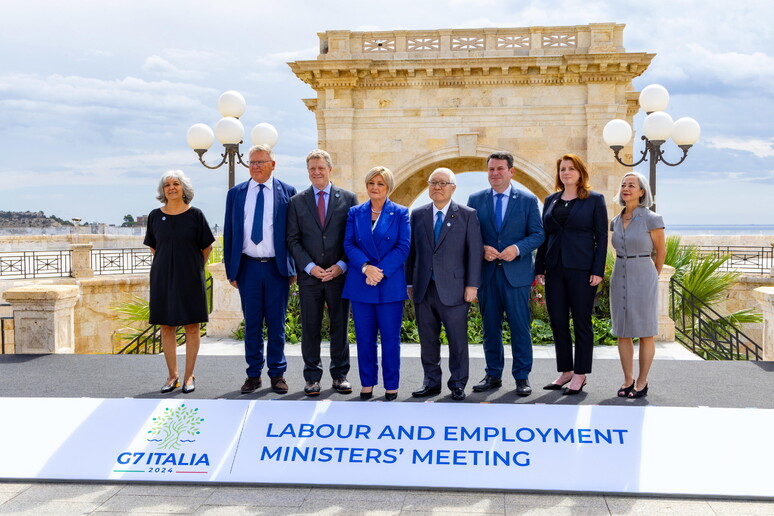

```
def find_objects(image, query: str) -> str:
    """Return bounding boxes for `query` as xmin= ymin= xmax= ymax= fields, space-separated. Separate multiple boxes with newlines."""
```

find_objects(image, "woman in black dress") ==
xmin=144 ymin=170 xmax=214 ymax=394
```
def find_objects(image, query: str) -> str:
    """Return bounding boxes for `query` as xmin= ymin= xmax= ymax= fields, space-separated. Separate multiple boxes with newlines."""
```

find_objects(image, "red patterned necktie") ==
xmin=317 ymin=191 xmax=326 ymax=226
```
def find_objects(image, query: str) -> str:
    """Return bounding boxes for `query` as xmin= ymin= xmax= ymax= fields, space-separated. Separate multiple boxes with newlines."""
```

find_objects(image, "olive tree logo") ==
xmin=147 ymin=404 xmax=204 ymax=450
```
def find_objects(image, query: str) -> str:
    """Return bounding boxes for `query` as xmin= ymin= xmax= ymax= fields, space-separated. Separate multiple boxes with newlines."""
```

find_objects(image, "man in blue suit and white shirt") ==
xmin=223 ymin=144 xmax=297 ymax=395
xmin=406 ymin=167 xmax=482 ymax=401
xmin=467 ymin=152 xmax=544 ymax=396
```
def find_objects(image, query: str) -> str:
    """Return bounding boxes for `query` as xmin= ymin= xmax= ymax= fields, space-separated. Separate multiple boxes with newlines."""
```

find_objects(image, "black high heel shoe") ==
xmin=385 ymin=391 xmax=398 ymax=401
xmin=182 ymin=377 xmax=196 ymax=394
xmin=160 ymin=378 xmax=179 ymax=394
xmin=543 ymin=379 xmax=570 ymax=390
xmin=360 ymin=390 xmax=373 ymax=401
xmin=629 ymin=383 xmax=649 ymax=398
xmin=563 ymin=379 xmax=587 ymax=396
xmin=617 ymin=381 xmax=635 ymax=398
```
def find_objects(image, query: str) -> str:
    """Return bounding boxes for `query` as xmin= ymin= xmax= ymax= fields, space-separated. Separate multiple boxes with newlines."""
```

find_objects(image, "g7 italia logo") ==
xmin=114 ymin=404 xmax=210 ymax=475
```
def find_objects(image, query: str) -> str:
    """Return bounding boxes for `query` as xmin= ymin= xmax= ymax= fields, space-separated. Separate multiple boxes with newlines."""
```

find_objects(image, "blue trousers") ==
xmin=236 ymin=258 xmax=289 ymax=378
xmin=351 ymin=300 xmax=403 ymax=391
xmin=478 ymin=266 xmax=532 ymax=380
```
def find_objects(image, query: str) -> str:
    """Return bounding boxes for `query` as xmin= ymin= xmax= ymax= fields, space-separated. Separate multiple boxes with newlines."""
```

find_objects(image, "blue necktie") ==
xmin=250 ymin=184 xmax=265 ymax=245
xmin=434 ymin=211 xmax=443 ymax=246
xmin=495 ymin=193 xmax=504 ymax=232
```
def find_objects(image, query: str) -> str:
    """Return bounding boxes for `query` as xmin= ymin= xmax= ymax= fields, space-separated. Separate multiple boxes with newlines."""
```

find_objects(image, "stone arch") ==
xmin=389 ymin=146 xmax=554 ymax=207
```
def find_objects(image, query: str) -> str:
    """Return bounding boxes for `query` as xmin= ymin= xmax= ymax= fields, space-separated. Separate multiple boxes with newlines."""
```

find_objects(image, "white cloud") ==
xmin=142 ymin=55 xmax=204 ymax=81
xmin=706 ymin=137 xmax=774 ymax=158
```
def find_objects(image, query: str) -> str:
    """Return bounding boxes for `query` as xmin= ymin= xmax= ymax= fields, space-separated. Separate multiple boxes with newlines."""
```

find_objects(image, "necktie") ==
xmin=434 ymin=211 xmax=443 ymax=246
xmin=495 ymin=193 xmax=504 ymax=232
xmin=250 ymin=183 xmax=265 ymax=245
xmin=317 ymin=191 xmax=326 ymax=226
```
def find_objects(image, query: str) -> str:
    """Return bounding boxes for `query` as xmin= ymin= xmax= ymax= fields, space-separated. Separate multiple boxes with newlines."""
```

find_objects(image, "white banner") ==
xmin=0 ymin=398 xmax=770 ymax=497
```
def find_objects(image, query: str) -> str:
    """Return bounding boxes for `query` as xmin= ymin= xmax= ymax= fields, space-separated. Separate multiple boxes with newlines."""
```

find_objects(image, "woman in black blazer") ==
xmin=535 ymin=154 xmax=608 ymax=395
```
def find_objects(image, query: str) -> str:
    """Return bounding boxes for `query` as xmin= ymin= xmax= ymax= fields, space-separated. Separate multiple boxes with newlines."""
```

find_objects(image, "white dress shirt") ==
xmin=242 ymin=178 xmax=275 ymax=257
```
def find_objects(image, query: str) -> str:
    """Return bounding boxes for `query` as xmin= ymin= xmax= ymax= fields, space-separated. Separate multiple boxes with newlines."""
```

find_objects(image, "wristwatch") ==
xmin=361 ymin=263 xmax=369 ymax=274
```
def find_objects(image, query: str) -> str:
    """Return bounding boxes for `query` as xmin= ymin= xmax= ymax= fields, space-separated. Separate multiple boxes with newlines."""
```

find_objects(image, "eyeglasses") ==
xmin=427 ymin=181 xmax=454 ymax=187
xmin=249 ymin=160 xmax=273 ymax=166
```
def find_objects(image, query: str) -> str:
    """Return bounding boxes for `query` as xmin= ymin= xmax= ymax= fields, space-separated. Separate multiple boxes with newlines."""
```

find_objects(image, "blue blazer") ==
xmin=342 ymin=199 xmax=410 ymax=304
xmin=467 ymin=187 xmax=544 ymax=288
xmin=535 ymin=191 xmax=608 ymax=277
xmin=223 ymin=177 xmax=297 ymax=281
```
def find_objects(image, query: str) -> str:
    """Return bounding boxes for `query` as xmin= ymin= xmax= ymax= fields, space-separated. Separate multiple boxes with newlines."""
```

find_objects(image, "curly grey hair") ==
xmin=156 ymin=170 xmax=194 ymax=204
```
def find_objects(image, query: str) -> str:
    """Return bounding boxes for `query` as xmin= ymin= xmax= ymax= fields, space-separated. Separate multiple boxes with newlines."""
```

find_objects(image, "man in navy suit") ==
xmin=406 ymin=168 xmax=482 ymax=401
xmin=467 ymin=152 xmax=544 ymax=396
xmin=287 ymin=149 xmax=358 ymax=396
xmin=223 ymin=144 xmax=297 ymax=395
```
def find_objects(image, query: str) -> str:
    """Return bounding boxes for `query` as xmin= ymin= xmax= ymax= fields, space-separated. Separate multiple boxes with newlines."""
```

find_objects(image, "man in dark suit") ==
xmin=287 ymin=149 xmax=358 ymax=396
xmin=467 ymin=152 xmax=544 ymax=396
xmin=223 ymin=144 xmax=297 ymax=395
xmin=406 ymin=167 xmax=482 ymax=401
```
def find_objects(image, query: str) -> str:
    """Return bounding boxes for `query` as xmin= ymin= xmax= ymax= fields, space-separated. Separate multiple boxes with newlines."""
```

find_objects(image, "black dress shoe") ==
xmin=332 ymin=377 xmax=352 ymax=394
xmin=385 ymin=391 xmax=398 ymax=401
xmin=411 ymin=385 xmax=442 ymax=398
xmin=360 ymin=390 xmax=373 ymax=401
xmin=160 ymin=378 xmax=179 ymax=394
xmin=304 ymin=381 xmax=321 ymax=396
xmin=450 ymin=388 xmax=466 ymax=401
xmin=472 ymin=375 xmax=502 ymax=392
xmin=240 ymin=376 xmax=262 ymax=394
xmin=182 ymin=377 xmax=195 ymax=394
xmin=515 ymin=379 xmax=532 ymax=396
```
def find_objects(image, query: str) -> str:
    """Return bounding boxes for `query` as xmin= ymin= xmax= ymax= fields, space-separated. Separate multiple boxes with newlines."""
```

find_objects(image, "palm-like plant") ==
xmin=666 ymin=236 xmax=762 ymax=358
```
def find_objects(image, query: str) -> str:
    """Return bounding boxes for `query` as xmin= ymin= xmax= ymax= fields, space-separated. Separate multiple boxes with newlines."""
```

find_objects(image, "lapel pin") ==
xmin=162 ymin=216 xmax=166 ymax=221
xmin=446 ymin=222 xmax=451 ymax=227
xmin=335 ymin=193 xmax=340 ymax=198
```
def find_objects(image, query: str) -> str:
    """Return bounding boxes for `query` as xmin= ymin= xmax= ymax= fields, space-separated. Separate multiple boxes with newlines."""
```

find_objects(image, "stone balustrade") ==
xmin=753 ymin=287 xmax=774 ymax=361
xmin=2 ymin=284 xmax=79 ymax=353
xmin=657 ymin=265 xmax=676 ymax=342
xmin=318 ymin=24 xmax=625 ymax=60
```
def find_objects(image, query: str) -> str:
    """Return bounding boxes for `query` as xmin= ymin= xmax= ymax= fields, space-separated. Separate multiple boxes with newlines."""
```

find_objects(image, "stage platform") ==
xmin=0 ymin=341 xmax=771 ymax=408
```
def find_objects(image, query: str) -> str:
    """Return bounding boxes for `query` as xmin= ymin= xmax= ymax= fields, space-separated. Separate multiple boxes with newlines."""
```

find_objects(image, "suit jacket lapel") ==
xmin=373 ymin=198 xmax=397 ymax=241
xmin=566 ymin=195 xmax=582 ymax=222
xmin=485 ymin=189 xmax=497 ymax=233
xmin=360 ymin=203 xmax=380 ymax=260
xmin=303 ymin=186 xmax=323 ymax=231
xmin=324 ymin=185 xmax=342 ymax=228
xmin=235 ymin=182 xmax=249 ymax=238
xmin=501 ymin=187 xmax=519 ymax=231
xmin=435 ymin=201 xmax=457 ymax=249
xmin=423 ymin=205 xmax=434 ymax=249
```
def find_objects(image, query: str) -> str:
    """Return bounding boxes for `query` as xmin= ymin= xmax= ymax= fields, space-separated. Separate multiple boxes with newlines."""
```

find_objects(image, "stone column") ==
xmin=753 ymin=287 xmax=774 ymax=361
xmin=3 ymin=285 xmax=79 ymax=353
xmin=206 ymin=263 xmax=243 ymax=338
xmin=657 ymin=265 xmax=676 ymax=342
xmin=70 ymin=243 xmax=94 ymax=278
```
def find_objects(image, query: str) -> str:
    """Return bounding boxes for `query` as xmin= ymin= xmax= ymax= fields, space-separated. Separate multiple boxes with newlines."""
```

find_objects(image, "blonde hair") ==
xmin=364 ymin=166 xmax=395 ymax=194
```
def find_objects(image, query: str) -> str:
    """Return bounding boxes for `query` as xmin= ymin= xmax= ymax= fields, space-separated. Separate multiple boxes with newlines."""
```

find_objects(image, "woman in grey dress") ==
xmin=609 ymin=172 xmax=665 ymax=398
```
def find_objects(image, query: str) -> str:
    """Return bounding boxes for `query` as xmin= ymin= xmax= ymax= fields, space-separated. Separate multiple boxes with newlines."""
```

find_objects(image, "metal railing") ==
xmin=91 ymin=248 xmax=152 ymax=275
xmin=118 ymin=275 xmax=213 ymax=354
xmin=0 ymin=251 xmax=71 ymax=279
xmin=670 ymin=277 xmax=762 ymax=360
xmin=685 ymin=245 xmax=773 ymax=275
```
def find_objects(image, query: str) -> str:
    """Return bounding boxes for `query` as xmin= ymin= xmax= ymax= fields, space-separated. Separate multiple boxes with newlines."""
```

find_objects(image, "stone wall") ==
xmin=0 ymin=234 xmax=145 ymax=252
xmin=75 ymin=274 xmax=150 ymax=353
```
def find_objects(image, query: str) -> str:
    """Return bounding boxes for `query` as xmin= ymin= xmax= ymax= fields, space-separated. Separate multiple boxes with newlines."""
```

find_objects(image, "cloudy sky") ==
xmin=1 ymin=0 xmax=772 ymax=228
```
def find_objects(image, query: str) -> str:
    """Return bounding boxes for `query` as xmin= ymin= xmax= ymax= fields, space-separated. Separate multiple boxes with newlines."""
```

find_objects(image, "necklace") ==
xmin=371 ymin=209 xmax=381 ymax=214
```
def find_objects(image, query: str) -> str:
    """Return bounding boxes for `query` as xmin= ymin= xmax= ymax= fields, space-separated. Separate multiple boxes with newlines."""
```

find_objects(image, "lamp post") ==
xmin=187 ymin=91 xmax=279 ymax=189
xmin=603 ymin=84 xmax=701 ymax=212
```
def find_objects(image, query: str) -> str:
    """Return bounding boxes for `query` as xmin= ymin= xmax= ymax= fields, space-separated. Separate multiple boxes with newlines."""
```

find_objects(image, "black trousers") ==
xmin=544 ymin=265 xmax=598 ymax=375
xmin=298 ymin=277 xmax=350 ymax=382
xmin=416 ymin=281 xmax=470 ymax=390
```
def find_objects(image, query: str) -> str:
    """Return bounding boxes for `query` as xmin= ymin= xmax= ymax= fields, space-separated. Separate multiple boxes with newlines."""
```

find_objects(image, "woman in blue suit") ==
xmin=343 ymin=166 xmax=410 ymax=401
xmin=535 ymin=154 xmax=608 ymax=395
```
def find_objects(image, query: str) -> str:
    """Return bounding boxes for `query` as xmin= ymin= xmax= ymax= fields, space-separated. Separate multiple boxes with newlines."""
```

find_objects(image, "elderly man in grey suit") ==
xmin=406 ymin=167 xmax=483 ymax=401
xmin=287 ymin=149 xmax=358 ymax=396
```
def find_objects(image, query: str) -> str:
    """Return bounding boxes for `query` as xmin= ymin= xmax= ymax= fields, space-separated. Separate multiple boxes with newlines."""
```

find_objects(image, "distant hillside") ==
xmin=0 ymin=211 xmax=74 ymax=228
